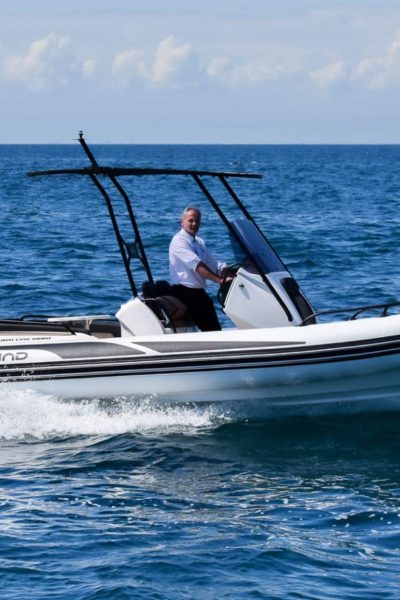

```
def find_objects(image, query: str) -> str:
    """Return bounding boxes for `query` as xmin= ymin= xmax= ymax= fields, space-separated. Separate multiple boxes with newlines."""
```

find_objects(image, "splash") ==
xmin=0 ymin=389 xmax=230 ymax=441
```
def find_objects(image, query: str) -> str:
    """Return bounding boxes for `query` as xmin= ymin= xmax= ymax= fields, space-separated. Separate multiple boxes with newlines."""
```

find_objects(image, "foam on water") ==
xmin=0 ymin=389 xmax=229 ymax=441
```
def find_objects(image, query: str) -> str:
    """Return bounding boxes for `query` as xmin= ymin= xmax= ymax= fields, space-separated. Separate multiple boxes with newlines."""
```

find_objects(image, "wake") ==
xmin=0 ymin=389 xmax=231 ymax=441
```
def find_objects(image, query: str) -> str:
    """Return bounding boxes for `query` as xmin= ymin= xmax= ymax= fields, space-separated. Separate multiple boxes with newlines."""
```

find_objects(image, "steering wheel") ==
xmin=217 ymin=264 xmax=241 ymax=306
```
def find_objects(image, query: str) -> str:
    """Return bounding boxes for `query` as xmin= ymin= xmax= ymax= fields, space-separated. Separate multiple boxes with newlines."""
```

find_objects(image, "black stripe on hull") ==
xmin=137 ymin=334 xmax=400 ymax=355
xmin=136 ymin=340 xmax=306 ymax=353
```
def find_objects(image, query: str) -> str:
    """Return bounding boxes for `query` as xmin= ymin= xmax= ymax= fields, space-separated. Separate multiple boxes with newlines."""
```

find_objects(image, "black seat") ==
xmin=142 ymin=280 xmax=171 ymax=298
xmin=141 ymin=280 xmax=195 ymax=331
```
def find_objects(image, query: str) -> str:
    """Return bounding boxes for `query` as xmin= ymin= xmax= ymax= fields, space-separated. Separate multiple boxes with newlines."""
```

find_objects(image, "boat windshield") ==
xmin=229 ymin=219 xmax=285 ymax=274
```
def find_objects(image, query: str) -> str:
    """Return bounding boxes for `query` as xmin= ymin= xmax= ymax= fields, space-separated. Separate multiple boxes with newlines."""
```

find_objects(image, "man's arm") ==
xmin=195 ymin=261 xmax=224 ymax=285
xmin=196 ymin=262 xmax=234 ymax=285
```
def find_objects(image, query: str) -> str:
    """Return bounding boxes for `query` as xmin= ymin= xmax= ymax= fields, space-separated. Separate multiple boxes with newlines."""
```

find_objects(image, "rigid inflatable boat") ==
xmin=1 ymin=133 xmax=400 ymax=413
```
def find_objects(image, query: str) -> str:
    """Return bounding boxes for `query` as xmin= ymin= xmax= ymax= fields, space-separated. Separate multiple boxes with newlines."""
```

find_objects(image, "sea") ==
xmin=1 ymin=144 xmax=400 ymax=599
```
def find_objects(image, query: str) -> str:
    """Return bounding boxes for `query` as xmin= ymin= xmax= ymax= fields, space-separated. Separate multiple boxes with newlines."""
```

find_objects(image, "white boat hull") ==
xmin=2 ymin=314 xmax=400 ymax=415
xmin=5 ymin=354 xmax=400 ymax=409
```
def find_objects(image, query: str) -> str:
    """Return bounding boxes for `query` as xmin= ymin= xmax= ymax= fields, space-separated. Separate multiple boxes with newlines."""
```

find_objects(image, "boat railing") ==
xmin=0 ymin=316 xmax=78 ymax=335
xmin=0 ymin=314 xmax=117 ymax=337
xmin=301 ymin=301 xmax=400 ymax=326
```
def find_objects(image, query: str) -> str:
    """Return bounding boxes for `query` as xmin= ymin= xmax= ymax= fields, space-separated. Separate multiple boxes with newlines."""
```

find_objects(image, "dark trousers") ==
xmin=170 ymin=285 xmax=221 ymax=332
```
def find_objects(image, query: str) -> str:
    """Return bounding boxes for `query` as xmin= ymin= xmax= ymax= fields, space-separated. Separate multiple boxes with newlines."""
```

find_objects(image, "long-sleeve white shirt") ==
xmin=169 ymin=228 xmax=226 ymax=289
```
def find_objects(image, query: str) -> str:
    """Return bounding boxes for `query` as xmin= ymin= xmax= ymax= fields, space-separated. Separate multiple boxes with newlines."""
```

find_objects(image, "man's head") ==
xmin=181 ymin=206 xmax=201 ymax=236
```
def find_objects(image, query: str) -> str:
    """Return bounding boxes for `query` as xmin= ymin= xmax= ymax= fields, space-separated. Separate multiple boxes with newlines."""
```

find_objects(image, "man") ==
xmin=169 ymin=206 xmax=230 ymax=331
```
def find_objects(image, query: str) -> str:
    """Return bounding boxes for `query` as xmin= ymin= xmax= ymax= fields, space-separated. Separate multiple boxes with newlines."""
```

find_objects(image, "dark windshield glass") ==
xmin=229 ymin=219 xmax=285 ymax=274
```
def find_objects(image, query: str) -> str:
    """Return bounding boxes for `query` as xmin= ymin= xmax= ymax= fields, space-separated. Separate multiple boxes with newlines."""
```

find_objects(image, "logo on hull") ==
xmin=0 ymin=351 xmax=29 ymax=362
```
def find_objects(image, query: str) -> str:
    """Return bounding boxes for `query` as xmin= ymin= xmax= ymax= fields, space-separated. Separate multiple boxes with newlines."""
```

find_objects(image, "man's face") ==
xmin=181 ymin=209 xmax=201 ymax=236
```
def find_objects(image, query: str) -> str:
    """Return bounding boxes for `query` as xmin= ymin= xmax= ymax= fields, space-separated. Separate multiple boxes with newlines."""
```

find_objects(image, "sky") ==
xmin=1 ymin=0 xmax=400 ymax=143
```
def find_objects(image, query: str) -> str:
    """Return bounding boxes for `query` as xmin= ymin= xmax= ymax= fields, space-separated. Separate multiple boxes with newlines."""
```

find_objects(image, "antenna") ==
xmin=78 ymin=131 xmax=99 ymax=167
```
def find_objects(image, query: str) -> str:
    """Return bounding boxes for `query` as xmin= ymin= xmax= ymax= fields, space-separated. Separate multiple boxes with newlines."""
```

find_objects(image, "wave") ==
xmin=0 ymin=389 xmax=231 ymax=442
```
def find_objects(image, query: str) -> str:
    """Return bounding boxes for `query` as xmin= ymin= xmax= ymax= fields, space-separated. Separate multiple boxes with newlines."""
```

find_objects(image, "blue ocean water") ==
xmin=1 ymin=144 xmax=400 ymax=599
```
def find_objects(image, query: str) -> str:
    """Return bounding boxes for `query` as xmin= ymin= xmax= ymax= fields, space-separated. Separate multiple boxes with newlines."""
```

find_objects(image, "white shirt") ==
xmin=169 ymin=228 xmax=226 ymax=289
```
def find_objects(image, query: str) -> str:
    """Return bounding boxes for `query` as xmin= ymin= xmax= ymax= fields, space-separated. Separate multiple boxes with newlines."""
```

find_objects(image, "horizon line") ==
xmin=0 ymin=141 xmax=400 ymax=146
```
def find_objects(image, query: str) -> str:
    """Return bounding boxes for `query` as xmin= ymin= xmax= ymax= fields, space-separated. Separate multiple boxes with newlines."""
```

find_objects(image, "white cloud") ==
xmin=3 ymin=33 xmax=70 ymax=89
xmin=310 ymin=60 xmax=346 ymax=88
xmin=229 ymin=60 xmax=289 ymax=84
xmin=206 ymin=55 xmax=301 ymax=86
xmin=82 ymin=58 xmax=97 ymax=78
xmin=2 ymin=33 xmax=93 ymax=89
xmin=352 ymin=32 xmax=400 ymax=89
xmin=4 ymin=26 xmax=400 ymax=100
xmin=112 ymin=49 xmax=147 ymax=84
xmin=151 ymin=35 xmax=194 ymax=83
xmin=112 ymin=35 xmax=197 ymax=87
xmin=206 ymin=57 xmax=229 ymax=78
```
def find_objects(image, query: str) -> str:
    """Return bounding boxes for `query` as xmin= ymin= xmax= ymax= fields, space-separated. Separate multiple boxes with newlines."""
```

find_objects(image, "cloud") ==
xmin=5 ymin=28 xmax=400 ymax=97
xmin=310 ymin=60 xmax=346 ymax=88
xmin=151 ymin=35 xmax=194 ymax=83
xmin=112 ymin=49 xmax=147 ymax=84
xmin=82 ymin=59 xmax=97 ymax=78
xmin=2 ymin=34 xmax=95 ymax=89
xmin=112 ymin=35 xmax=197 ymax=87
xmin=308 ymin=32 xmax=400 ymax=91
xmin=206 ymin=55 xmax=301 ymax=86
xmin=352 ymin=32 xmax=400 ymax=89
xmin=206 ymin=57 xmax=229 ymax=79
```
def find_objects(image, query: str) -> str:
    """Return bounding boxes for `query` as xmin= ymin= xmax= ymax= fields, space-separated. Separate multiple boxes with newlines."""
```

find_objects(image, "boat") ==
xmin=1 ymin=132 xmax=400 ymax=414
